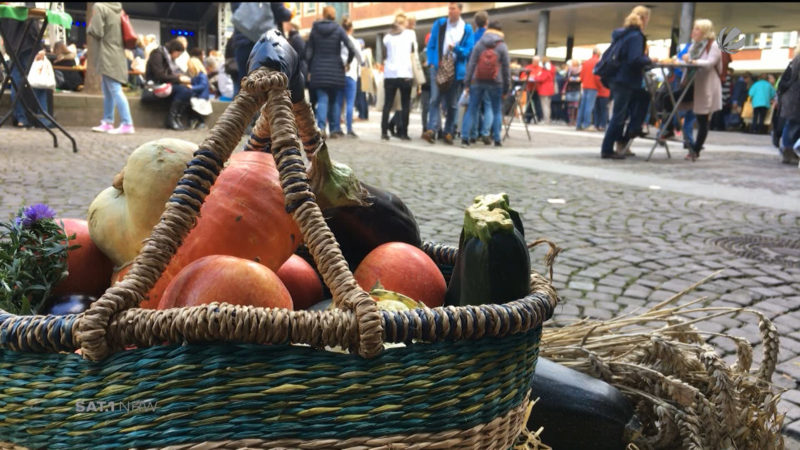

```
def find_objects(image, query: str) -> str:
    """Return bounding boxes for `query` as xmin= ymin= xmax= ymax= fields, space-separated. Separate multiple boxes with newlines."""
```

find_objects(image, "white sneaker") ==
xmin=91 ymin=122 xmax=114 ymax=133
xmin=108 ymin=124 xmax=135 ymax=135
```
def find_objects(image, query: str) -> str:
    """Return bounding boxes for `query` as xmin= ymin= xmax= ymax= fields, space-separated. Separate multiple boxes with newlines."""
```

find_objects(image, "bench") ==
xmin=52 ymin=65 xmax=145 ymax=76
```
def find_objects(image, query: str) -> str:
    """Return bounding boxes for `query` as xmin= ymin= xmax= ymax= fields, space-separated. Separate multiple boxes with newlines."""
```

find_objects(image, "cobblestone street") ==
xmin=1 ymin=115 xmax=799 ymax=443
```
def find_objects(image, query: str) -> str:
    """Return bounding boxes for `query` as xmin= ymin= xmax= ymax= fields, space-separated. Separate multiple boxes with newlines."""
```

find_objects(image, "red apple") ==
xmin=157 ymin=255 xmax=293 ymax=310
xmin=52 ymin=218 xmax=114 ymax=297
xmin=354 ymin=242 xmax=446 ymax=307
xmin=276 ymin=255 xmax=324 ymax=310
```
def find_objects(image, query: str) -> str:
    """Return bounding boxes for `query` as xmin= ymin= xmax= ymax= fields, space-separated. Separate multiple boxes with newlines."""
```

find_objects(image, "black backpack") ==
xmin=594 ymin=28 xmax=635 ymax=86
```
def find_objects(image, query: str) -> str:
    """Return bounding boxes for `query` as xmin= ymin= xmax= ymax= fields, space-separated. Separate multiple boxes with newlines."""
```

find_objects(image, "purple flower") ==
xmin=19 ymin=204 xmax=56 ymax=227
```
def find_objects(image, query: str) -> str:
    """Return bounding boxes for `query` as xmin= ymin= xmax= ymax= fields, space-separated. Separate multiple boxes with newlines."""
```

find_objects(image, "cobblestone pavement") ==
xmin=1 ymin=114 xmax=799 ymax=443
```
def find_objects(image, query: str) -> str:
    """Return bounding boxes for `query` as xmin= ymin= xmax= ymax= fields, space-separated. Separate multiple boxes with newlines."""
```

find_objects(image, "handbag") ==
xmin=436 ymin=51 xmax=455 ymax=91
xmin=141 ymin=82 xmax=172 ymax=103
xmin=27 ymin=57 xmax=56 ymax=90
xmin=120 ymin=10 xmax=137 ymax=50
xmin=741 ymin=97 xmax=754 ymax=120
xmin=232 ymin=2 xmax=275 ymax=43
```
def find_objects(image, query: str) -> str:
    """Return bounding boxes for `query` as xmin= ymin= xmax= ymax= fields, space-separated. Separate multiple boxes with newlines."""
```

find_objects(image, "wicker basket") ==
xmin=0 ymin=69 xmax=559 ymax=449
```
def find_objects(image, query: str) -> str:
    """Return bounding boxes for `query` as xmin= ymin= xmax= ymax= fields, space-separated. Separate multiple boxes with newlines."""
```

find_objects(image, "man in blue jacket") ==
xmin=422 ymin=2 xmax=474 ymax=145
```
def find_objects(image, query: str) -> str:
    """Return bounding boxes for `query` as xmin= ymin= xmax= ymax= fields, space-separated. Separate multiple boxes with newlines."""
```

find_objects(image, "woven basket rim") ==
xmin=0 ymin=241 xmax=557 ymax=357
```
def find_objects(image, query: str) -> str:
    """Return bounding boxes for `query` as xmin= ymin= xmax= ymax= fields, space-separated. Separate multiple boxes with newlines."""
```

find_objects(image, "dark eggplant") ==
xmin=309 ymin=144 xmax=421 ymax=270
xmin=528 ymin=357 xmax=638 ymax=450
xmin=44 ymin=294 xmax=96 ymax=315
xmin=445 ymin=193 xmax=530 ymax=307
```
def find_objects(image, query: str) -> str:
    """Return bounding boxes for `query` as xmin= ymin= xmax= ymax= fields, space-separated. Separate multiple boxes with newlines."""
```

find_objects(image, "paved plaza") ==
xmin=1 ymin=112 xmax=799 ymax=444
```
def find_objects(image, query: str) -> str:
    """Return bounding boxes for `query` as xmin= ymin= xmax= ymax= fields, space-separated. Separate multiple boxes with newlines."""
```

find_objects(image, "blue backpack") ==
xmin=593 ymin=28 xmax=634 ymax=87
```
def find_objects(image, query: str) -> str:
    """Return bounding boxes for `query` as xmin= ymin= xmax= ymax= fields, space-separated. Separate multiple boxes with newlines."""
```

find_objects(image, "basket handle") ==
xmin=77 ymin=70 xmax=383 ymax=361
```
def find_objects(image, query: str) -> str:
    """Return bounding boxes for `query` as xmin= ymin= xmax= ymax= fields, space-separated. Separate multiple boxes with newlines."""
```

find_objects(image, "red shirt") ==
xmin=580 ymin=55 xmax=599 ymax=90
xmin=596 ymin=77 xmax=610 ymax=97
xmin=524 ymin=63 xmax=555 ymax=96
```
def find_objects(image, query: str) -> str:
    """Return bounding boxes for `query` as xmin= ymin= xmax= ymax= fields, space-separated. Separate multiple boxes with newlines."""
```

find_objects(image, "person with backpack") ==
xmin=460 ymin=21 xmax=510 ymax=147
xmin=680 ymin=19 xmax=723 ymax=160
xmin=230 ymin=2 xmax=293 ymax=97
xmin=464 ymin=11 xmax=491 ymax=144
xmin=599 ymin=9 xmax=652 ymax=159
xmin=422 ymin=3 xmax=474 ymax=145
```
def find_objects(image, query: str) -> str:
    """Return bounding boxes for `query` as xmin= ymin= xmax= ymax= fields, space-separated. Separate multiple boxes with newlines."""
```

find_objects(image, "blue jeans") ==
xmin=337 ymin=77 xmax=357 ymax=133
xmin=624 ymin=88 xmax=650 ymax=141
xmin=427 ymin=65 xmax=462 ymax=135
xmin=468 ymin=89 xmax=492 ymax=139
xmin=675 ymin=110 xmax=696 ymax=147
xmin=593 ymin=96 xmax=609 ymax=129
xmin=782 ymin=119 xmax=800 ymax=154
xmin=314 ymin=87 xmax=340 ymax=133
xmin=462 ymin=84 xmax=502 ymax=143
xmin=101 ymin=75 xmax=133 ymax=126
xmin=576 ymin=88 xmax=597 ymax=130
xmin=602 ymin=83 xmax=636 ymax=155
xmin=172 ymin=83 xmax=193 ymax=103
xmin=9 ymin=49 xmax=50 ymax=126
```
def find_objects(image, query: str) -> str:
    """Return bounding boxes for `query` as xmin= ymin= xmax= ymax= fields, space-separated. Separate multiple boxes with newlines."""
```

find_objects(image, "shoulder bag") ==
xmin=121 ymin=10 xmax=137 ymax=50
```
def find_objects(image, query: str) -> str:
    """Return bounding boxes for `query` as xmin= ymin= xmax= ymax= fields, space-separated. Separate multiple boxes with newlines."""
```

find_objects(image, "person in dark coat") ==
xmin=231 ymin=2 xmax=293 ymax=97
xmin=145 ymin=38 xmax=193 ymax=130
xmin=600 ymin=9 xmax=652 ymax=159
xmin=305 ymin=6 xmax=359 ymax=136
xmin=777 ymin=44 xmax=800 ymax=165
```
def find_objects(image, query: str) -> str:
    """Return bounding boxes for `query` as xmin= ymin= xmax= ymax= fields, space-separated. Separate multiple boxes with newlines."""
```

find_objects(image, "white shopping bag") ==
xmin=28 ymin=57 xmax=56 ymax=90
xmin=190 ymin=97 xmax=213 ymax=116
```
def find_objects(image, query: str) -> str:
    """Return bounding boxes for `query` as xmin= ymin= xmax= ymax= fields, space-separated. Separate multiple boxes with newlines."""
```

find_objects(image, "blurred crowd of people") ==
xmin=2 ymin=1 xmax=798 ymax=164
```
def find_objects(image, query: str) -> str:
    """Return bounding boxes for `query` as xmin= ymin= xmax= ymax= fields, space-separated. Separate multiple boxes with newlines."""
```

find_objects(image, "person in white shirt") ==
xmin=338 ymin=17 xmax=363 ymax=137
xmin=381 ymin=13 xmax=416 ymax=140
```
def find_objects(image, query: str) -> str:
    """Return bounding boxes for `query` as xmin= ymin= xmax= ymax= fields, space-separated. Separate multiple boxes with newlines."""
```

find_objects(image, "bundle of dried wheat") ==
xmin=514 ymin=399 xmax=551 ymax=450
xmin=538 ymin=272 xmax=786 ymax=450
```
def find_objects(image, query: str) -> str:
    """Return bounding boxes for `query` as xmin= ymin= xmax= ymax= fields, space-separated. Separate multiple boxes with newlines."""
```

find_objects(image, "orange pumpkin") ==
xmin=137 ymin=151 xmax=301 ymax=308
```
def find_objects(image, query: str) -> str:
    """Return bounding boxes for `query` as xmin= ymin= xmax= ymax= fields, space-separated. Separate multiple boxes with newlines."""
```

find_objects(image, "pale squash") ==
xmin=88 ymin=139 xmax=198 ymax=267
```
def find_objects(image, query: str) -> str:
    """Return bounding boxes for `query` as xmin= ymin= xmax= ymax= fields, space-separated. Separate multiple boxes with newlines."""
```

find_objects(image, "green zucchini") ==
xmin=444 ymin=193 xmax=530 ymax=307
xmin=528 ymin=357 xmax=638 ymax=450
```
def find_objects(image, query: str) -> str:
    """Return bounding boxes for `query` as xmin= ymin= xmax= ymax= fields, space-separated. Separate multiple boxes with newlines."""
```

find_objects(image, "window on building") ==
xmin=353 ymin=2 xmax=371 ymax=6
xmin=780 ymin=32 xmax=793 ymax=48
xmin=742 ymin=33 xmax=759 ymax=49
xmin=305 ymin=2 xmax=316 ymax=14
xmin=760 ymin=33 xmax=772 ymax=49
